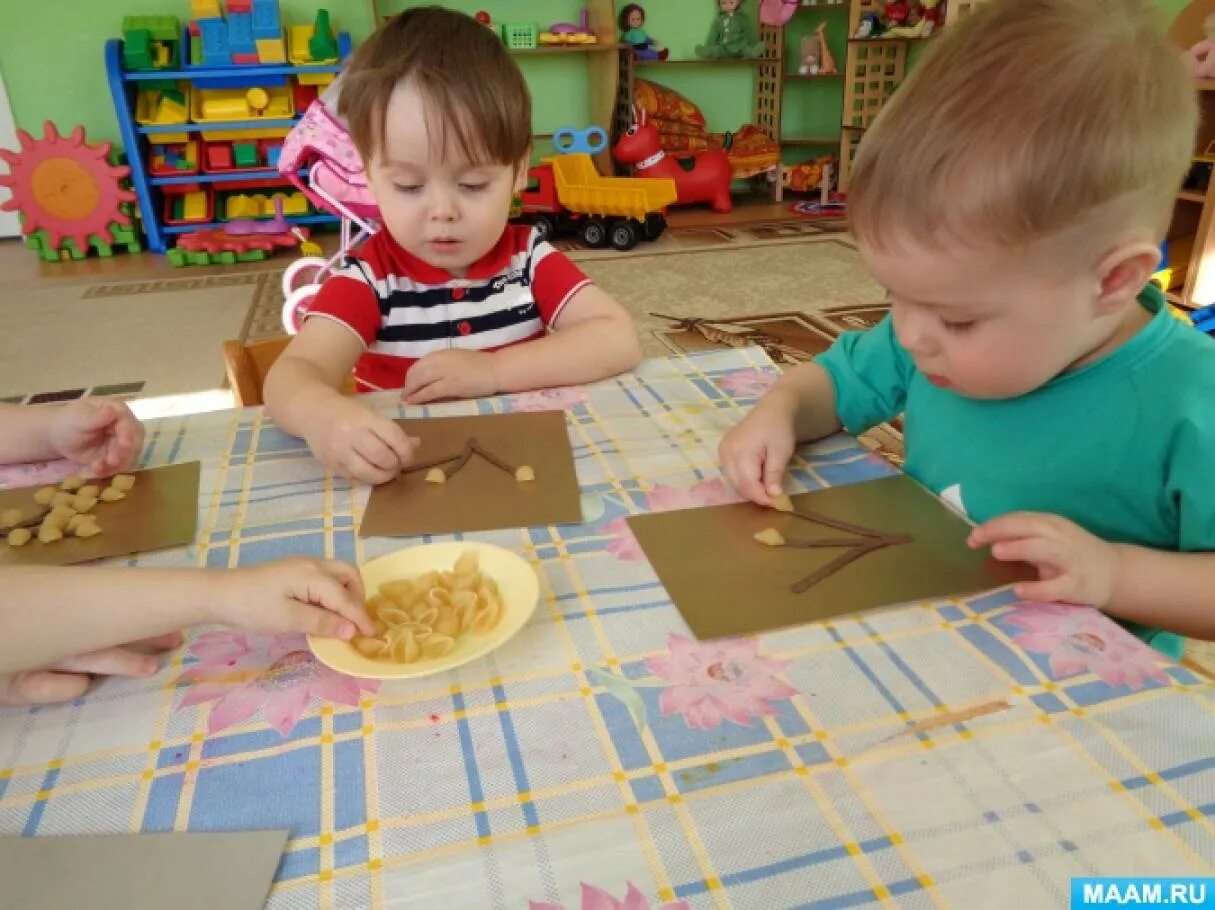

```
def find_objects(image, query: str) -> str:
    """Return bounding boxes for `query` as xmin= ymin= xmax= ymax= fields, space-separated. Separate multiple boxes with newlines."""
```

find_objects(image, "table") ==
xmin=2 ymin=349 xmax=1212 ymax=909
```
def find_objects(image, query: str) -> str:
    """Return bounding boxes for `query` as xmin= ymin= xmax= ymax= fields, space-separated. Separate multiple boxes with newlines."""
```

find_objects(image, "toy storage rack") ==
xmin=104 ymin=33 xmax=352 ymax=253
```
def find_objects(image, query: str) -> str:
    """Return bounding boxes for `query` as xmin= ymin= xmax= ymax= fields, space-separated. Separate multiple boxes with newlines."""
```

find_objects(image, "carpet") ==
xmin=0 ymin=271 xmax=280 ymax=403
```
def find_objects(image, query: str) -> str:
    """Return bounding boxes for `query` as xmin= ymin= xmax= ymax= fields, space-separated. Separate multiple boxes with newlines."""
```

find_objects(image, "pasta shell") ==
xmin=421 ymin=635 xmax=456 ymax=658
xmin=353 ymin=636 xmax=388 ymax=659
xmin=453 ymin=551 xmax=479 ymax=576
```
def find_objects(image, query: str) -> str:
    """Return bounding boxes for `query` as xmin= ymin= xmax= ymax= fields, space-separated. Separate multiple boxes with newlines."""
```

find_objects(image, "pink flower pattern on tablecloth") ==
xmin=645 ymin=633 xmax=797 ymax=729
xmin=175 ymin=631 xmax=379 ymax=736
xmin=507 ymin=388 xmax=587 ymax=413
xmin=1003 ymin=601 xmax=1169 ymax=690
xmin=530 ymin=882 xmax=690 ymax=910
xmin=716 ymin=367 xmax=779 ymax=399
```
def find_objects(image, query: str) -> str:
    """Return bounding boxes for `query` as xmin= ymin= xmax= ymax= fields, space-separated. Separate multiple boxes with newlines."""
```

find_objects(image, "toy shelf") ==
xmin=510 ymin=43 xmax=624 ymax=55
xmin=784 ymin=72 xmax=844 ymax=79
xmin=1178 ymin=189 xmax=1206 ymax=204
xmin=635 ymin=58 xmax=769 ymax=67
xmin=783 ymin=136 xmax=842 ymax=145
xmin=151 ymin=168 xmax=308 ymax=186
xmin=139 ymin=118 xmax=300 ymax=135
xmin=162 ymin=213 xmax=337 ymax=235
xmin=105 ymin=34 xmax=351 ymax=254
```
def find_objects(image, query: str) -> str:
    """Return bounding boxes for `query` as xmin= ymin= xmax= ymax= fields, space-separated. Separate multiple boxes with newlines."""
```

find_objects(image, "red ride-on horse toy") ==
xmin=612 ymin=105 xmax=733 ymax=213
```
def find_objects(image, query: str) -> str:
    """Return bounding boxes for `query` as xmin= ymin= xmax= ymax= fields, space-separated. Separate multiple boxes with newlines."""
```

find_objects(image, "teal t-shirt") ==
xmin=818 ymin=285 xmax=1215 ymax=659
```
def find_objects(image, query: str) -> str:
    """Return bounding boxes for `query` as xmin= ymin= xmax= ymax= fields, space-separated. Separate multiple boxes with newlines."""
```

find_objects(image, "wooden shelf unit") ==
xmin=1169 ymin=86 xmax=1215 ymax=311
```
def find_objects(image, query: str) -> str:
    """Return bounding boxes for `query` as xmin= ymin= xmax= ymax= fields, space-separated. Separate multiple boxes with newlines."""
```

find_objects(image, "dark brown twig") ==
xmin=791 ymin=538 xmax=892 ymax=594
xmin=470 ymin=441 xmax=518 ymax=476
xmin=400 ymin=437 xmax=520 ymax=481
xmin=788 ymin=508 xmax=887 ymax=541
xmin=781 ymin=536 xmax=875 ymax=549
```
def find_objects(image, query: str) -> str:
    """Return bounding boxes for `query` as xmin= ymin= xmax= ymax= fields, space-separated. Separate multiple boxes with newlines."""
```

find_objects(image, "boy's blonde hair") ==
xmin=848 ymin=0 xmax=1198 ymax=251
xmin=339 ymin=6 xmax=532 ymax=166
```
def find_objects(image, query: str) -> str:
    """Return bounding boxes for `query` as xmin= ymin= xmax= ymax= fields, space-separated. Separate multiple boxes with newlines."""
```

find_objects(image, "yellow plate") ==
xmin=308 ymin=541 xmax=540 ymax=680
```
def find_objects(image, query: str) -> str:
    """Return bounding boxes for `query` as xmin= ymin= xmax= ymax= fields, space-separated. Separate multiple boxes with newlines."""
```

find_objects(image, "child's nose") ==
xmin=894 ymin=304 xmax=934 ymax=354
xmin=429 ymin=188 xmax=459 ymax=222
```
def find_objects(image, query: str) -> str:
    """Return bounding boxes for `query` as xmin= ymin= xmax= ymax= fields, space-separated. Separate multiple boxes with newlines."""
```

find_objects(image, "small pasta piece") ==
xmin=754 ymin=528 xmax=786 ymax=547
xmin=33 ymin=486 xmax=57 ymax=506
xmin=60 ymin=476 xmax=86 ymax=492
xmin=77 ymin=484 xmax=101 ymax=500
xmin=73 ymin=519 xmax=103 ymax=539
xmin=45 ymin=507 xmax=76 ymax=532
xmin=770 ymin=494 xmax=794 ymax=513
xmin=110 ymin=474 xmax=137 ymax=492
xmin=425 ymin=468 xmax=446 ymax=484
xmin=51 ymin=492 xmax=76 ymax=510
xmin=515 ymin=465 xmax=535 ymax=483
xmin=38 ymin=522 xmax=64 ymax=543
xmin=7 ymin=528 xmax=31 ymax=547
xmin=100 ymin=488 xmax=126 ymax=503
xmin=421 ymin=635 xmax=456 ymax=658
xmin=0 ymin=508 xmax=23 ymax=529
xmin=453 ymin=550 xmax=479 ymax=576
xmin=353 ymin=636 xmax=388 ymax=659
xmin=72 ymin=494 xmax=98 ymax=513
xmin=66 ymin=514 xmax=89 ymax=534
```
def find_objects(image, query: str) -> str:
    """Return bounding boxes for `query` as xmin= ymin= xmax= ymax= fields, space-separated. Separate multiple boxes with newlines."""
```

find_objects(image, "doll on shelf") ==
xmin=619 ymin=4 xmax=668 ymax=60
xmin=695 ymin=0 xmax=767 ymax=59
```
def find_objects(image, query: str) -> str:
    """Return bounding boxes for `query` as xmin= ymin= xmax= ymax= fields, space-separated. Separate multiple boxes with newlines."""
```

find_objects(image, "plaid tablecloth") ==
xmin=1 ymin=349 xmax=1212 ymax=909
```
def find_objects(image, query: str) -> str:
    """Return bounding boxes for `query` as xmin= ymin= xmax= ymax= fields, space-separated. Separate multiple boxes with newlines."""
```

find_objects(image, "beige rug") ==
xmin=573 ymin=235 xmax=883 ymax=358
xmin=0 ymin=271 xmax=280 ymax=402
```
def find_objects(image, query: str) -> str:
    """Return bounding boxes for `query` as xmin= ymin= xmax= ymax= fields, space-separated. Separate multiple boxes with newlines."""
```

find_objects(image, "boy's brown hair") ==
xmin=848 ymin=0 xmax=1198 ymax=251
xmin=338 ymin=6 xmax=532 ymax=166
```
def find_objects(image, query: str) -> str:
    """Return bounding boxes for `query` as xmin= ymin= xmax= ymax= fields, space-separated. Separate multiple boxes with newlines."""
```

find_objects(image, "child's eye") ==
xmin=394 ymin=184 xmax=421 ymax=194
xmin=943 ymin=320 xmax=976 ymax=333
xmin=460 ymin=183 xmax=488 ymax=193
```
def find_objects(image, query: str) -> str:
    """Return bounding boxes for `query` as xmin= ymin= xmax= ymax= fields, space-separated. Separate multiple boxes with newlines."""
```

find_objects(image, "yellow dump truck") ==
xmin=515 ymin=153 xmax=678 ymax=251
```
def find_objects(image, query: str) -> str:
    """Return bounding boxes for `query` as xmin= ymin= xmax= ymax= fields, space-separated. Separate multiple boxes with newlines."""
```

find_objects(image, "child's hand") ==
xmin=46 ymin=398 xmax=145 ymax=476
xmin=969 ymin=512 xmax=1119 ymax=606
xmin=0 ymin=632 xmax=183 ymax=706
xmin=215 ymin=557 xmax=375 ymax=640
xmin=402 ymin=350 xmax=499 ymax=405
xmin=303 ymin=398 xmax=418 ymax=484
xmin=719 ymin=403 xmax=797 ymax=506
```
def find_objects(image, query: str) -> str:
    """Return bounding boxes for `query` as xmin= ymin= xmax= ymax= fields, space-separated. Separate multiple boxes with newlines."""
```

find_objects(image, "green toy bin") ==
xmin=501 ymin=23 xmax=538 ymax=49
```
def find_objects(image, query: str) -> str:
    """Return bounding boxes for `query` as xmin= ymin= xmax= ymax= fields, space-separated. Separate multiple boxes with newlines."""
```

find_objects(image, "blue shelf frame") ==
xmin=104 ymin=34 xmax=350 ymax=254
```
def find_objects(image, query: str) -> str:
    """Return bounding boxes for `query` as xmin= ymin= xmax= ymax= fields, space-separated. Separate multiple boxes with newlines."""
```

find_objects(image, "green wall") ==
xmin=0 ymin=0 xmax=1195 ymax=157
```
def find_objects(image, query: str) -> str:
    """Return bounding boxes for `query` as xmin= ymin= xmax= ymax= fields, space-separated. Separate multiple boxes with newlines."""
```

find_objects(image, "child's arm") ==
xmin=401 ymin=284 xmax=642 ymax=404
xmin=970 ymin=513 xmax=1215 ymax=639
xmin=264 ymin=320 xmax=418 ymax=484
xmin=0 ymin=399 xmax=144 ymax=475
xmin=0 ymin=558 xmax=375 ymax=676
xmin=719 ymin=361 xmax=842 ymax=505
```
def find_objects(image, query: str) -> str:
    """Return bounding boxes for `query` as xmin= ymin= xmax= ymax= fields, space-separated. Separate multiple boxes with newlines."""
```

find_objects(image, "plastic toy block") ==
xmin=309 ymin=10 xmax=338 ymax=62
xmin=123 ymin=31 xmax=153 ymax=71
xmin=232 ymin=142 xmax=259 ymax=168
xmin=228 ymin=0 xmax=252 ymax=12
xmin=168 ymin=246 xmax=269 ymax=267
xmin=265 ymin=145 xmax=282 ymax=168
xmin=190 ymin=35 xmax=202 ymax=64
xmin=157 ymin=93 xmax=188 ymax=123
xmin=226 ymin=195 xmax=260 ymax=219
xmin=124 ymin=15 xmax=179 ymax=41
xmin=206 ymin=144 xmax=234 ymax=170
xmin=231 ymin=52 xmax=261 ymax=64
xmin=227 ymin=13 xmax=255 ymax=53
xmin=281 ymin=193 xmax=308 ymax=215
xmin=191 ymin=0 xmax=221 ymax=19
xmin=252 ymin=0 xmax=281 ymax=39
xmin=199 ymin=18 xmax=229 ymax=65
xmin=256 ymin=37 xmax=286 ymax=63
xmin=182 ymin=192 xmax=209 ymax=222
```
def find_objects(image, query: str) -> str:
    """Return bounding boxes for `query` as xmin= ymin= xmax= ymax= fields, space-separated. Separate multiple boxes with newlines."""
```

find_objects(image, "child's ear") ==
xmin=513 ymin=153 xmax=531 ymax=193
xmin=1093 ymin=241 xmax=1161 ymax=315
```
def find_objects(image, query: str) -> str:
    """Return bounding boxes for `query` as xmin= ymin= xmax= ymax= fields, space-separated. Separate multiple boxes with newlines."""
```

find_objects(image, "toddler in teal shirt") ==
xmin=719 ymin=0 xmax=1215 ymax=656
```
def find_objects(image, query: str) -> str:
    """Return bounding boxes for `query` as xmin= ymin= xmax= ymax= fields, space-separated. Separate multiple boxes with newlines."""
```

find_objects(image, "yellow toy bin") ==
xmin=135 ymin=84 xmax=192 ymax=144
xmin=190 ymin=85 xmax=294 ymax=125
